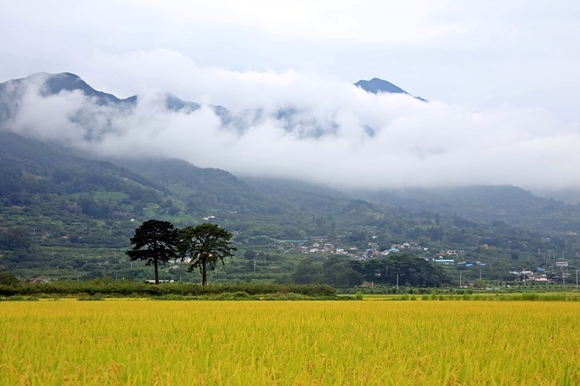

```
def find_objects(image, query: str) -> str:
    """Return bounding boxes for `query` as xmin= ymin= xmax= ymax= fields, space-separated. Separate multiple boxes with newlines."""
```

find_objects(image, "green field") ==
xmin=1 ymin=300 xmax=579 ymax=385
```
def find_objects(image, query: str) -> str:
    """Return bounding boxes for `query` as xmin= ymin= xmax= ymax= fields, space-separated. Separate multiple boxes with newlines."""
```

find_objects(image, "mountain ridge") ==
xmin=0 ymin=72 xmax=425 ymax=135
xmin=355 ymin=77 xmax=427 ymax=101
xmin=2 ymin=128 xmax=577 ymax=234
xmin=0 ymin=72 xmax=575 ymax=210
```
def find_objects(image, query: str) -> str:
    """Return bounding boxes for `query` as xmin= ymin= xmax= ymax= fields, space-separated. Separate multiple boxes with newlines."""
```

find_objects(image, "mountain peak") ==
xmin=355 ymin=78 xmax=406 ymax=94
xmin=355 ymin=78 xmax=427 ymax=102
xmin=40 ymin=72 xmax=136 ymax=106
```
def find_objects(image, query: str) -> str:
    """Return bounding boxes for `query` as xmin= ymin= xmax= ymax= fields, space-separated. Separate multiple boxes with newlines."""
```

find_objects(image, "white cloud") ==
xmin=1 ymin=0 xmax=578 ymax=192
xmin=1 ymin=0 xmax=578 ymax=120
xmin=3 ymin=62 xmax=579 ymax=191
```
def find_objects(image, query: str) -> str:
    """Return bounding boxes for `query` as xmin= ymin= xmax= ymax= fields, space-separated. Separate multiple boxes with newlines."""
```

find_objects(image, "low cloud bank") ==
xmin=2 ymin=63 xmax=579 ymax=191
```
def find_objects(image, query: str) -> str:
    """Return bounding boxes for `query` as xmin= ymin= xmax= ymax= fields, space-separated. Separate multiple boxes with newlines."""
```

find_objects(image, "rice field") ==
xmin=1 ymin=300 xmax=578 ymax=385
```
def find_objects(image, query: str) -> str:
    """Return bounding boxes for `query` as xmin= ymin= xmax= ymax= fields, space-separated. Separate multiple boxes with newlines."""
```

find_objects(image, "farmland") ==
xmin=1 ymin=300 xmax=579 ymax=385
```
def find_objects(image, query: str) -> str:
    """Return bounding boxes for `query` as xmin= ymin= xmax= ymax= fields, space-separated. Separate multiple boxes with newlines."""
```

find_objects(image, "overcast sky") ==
xmin=1 ymin=1 xmax=579 ymax=191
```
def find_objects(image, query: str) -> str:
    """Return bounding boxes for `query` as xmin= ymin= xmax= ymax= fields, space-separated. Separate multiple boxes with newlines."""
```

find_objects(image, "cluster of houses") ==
xmin=275 ymin=238 xmax=577 ymax=285
xmin=508 ymin=261 xmax=572 ymax=283
xmin=278 ymin=239 xmax=430 ymax=261
xmin=279 ymin=239 xmax=493 ymax=267
xmin=508 ymin=270 xmax=550 ymax=282
xmin=432 ymin=259 xmax=486 ymax=267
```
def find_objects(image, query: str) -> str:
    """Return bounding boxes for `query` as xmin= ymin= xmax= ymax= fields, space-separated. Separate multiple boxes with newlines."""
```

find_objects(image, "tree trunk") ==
xmin=153 ymin=241 xmax=159 ymax=285
xmin=202 ymin=262 xmax=207 ymax=286
xmin=154 ymin=260 xmax=159 ymax=285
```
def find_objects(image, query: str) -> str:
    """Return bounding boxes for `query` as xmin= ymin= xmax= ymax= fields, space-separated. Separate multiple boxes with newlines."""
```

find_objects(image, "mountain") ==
xmin=351 ymin=185 xmax=580 ymax=233
xmin=0 ymin=72 xmax=578 ymax=233
xmin=0 ymin=130 xmax=577 ymax=283
xmin=0 ymin=72 xmax=577 ymax=285
xmin=43 ymin=72 xmax=137 ymax=106
xmin=0 ymin=130 xmax=168 ymax=215
xmin=355 ymin=78 xmax=427 ymax=101
xmin=0 ymin=72 xmax=234 ymax=129
xmin=0 ymin=73 xmax=132 ymax=126
xmin=0 ymin=73 xmax=425 ymax=144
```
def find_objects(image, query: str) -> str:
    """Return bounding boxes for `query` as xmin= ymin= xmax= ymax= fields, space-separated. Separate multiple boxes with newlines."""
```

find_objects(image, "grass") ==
xmin=1 ymin=300 xmax=578 ymax=385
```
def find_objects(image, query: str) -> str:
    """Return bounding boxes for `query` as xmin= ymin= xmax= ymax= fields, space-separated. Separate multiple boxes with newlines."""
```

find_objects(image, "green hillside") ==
xmin=1 ymin=131 xmax=579 ymax=287
xmin=353 ymin=186 xmax=580 ymax=233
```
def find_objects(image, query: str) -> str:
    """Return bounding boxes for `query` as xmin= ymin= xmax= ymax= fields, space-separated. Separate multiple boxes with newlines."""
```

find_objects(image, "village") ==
xmin=270 ymin=236 xmax=575 ymax=285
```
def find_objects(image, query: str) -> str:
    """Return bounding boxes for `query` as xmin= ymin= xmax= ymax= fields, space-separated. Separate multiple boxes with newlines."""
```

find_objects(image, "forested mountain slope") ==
xmin=353 ymin=186 xmax=580 ymax=233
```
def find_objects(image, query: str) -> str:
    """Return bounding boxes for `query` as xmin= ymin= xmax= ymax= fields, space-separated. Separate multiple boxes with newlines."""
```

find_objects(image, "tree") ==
xmin=361 ymin=254 xmax=450 ymax=287
xmin=0 ymin=272 xmax=19 ymax=285
xmin=474 ymin=278 xmax=486 ymax=289
xmin=126 ymin=219 xmax=178 ymax=284
xmin=0 ymin=226 xmax=32 ymax=250
xmin=323 ymin=257 xmax=364 ymax=287
xmin=178 ymin=223 xmax=237 ymax=285
xmin=292 ymin=257 xmax=324 ymax=284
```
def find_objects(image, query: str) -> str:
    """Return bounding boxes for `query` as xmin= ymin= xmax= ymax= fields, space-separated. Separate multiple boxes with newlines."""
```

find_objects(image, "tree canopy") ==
xmin=125 ymin=219 xmax=178 ymax=284
xmin=178 ymin=223 xmax=237 ymax=285
xmin=362 ymin=253 xmax=449 ymax=287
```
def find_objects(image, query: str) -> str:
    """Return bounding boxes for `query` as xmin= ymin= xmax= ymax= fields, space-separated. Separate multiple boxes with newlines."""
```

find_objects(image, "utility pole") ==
xmin=562 ymin=267 xmax=565 ymax=286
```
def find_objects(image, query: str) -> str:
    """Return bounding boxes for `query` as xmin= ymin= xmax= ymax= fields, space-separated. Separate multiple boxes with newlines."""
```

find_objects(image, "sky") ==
xmin=1 ymin=0 xmax=579 ymax=191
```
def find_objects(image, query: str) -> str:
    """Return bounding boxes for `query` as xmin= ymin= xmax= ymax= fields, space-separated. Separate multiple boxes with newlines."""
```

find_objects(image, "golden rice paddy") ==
xmin=1 ymin=300 xmax=578 ymax=385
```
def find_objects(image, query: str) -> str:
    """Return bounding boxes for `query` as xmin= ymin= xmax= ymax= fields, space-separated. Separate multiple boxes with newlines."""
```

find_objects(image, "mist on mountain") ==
xmin=0 ymin=71 xmax=578 ymax=193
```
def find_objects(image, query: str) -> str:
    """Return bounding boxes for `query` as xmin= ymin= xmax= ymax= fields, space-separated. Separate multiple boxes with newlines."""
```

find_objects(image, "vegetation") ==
xmin=1 ymin=130 xmax=579 ymax=287
xmin=1 ymin=300 xmax=578 ymax=384
xmin=0 ymin=272 xmax=19 ymax=285
xmin=0 ymin=280 xmax=336 ymax=298
xmin=126 ymin=219 xmax=178 ymax=284
xmin=125 ymin=220 xmax=238 ymax=286
xmin=355 ymin=185 xmax=580 ymax=233
xmin=178 ymin=223 xmax=237 ymax=285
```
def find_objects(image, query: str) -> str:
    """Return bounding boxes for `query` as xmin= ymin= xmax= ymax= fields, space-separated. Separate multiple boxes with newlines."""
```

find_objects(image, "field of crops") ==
xmin=1 ymin=300 xmax=578 ymax=385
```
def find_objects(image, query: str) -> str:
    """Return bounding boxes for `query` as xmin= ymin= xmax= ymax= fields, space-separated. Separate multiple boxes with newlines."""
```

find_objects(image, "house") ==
xmin=146 ymin=280 xmax=174 ymax=284
xmin=433 ymin=259 xmax=455 ymax=265
xmin=526 ymin=274 xmax=549 ymax=282
xmin=28 ymin=278 xmax=49 ymax=284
